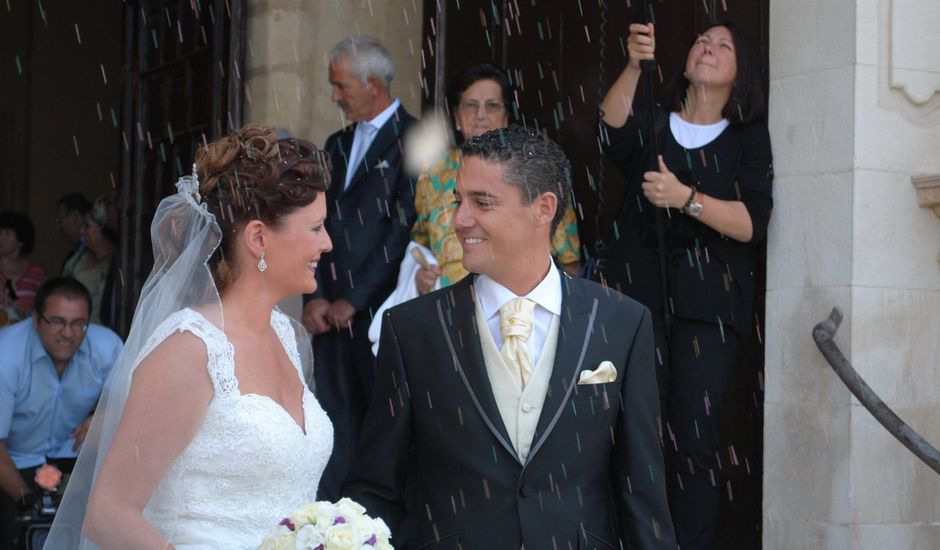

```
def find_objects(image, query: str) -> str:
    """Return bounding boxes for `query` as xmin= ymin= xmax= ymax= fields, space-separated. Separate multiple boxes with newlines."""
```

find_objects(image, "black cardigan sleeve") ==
xmin=735 ymin=123 xmax=774 ymax=244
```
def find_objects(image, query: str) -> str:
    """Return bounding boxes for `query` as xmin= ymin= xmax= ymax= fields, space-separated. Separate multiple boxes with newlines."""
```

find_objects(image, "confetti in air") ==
xmin=403 ymin=110 xmax=454 ymax=176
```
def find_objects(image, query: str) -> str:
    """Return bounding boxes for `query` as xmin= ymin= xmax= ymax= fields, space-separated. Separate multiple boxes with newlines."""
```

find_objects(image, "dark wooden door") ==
xmin=421 ymin=1 xmax=768 ymax=547
xmin=423 ymin=0 xmax=767 ymax=253
xmin=116 ymin=0 xmax=245 ymax=334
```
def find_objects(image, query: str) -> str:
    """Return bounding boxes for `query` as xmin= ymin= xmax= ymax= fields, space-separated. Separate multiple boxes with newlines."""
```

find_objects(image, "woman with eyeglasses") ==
xmin=411 ymin=62 xmax=581 ymax=295
xmin=0 ymin=210 xmax=46 ymax=325
xmin=64 ymin=195 xmax=118 ymax=329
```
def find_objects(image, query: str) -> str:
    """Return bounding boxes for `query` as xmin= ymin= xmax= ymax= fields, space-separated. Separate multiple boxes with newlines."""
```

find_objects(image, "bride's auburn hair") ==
xmin=196 ymin=124 xmax=331 ymax=291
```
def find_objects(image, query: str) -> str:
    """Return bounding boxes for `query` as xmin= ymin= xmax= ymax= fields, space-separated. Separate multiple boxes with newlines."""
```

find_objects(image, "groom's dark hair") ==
xmin=458 ymin=125 xmax=572 ymax=235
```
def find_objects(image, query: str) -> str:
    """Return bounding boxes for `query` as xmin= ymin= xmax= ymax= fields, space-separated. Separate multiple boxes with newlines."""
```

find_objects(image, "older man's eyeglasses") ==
xmin=39 ymin=314 xmax=89 ymax=333
xmin=458 ymin=101 xmax=506 ymax=116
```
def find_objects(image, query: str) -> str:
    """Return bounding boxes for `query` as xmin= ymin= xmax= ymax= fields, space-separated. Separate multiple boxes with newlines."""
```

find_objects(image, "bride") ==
xmin=47 ymin=125 xmax=335 ymax=549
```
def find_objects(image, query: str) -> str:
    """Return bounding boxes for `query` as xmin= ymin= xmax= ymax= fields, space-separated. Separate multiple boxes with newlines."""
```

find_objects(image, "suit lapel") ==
xmin=435 ymin=276 xmax=519 ymax=463
xmin=527 ymin=274 xmax=598 ymax=464
xmin=328 ymin=128 xmax=354 ymax=202
xmin=343 ymin=106 xmax=406 ymax=195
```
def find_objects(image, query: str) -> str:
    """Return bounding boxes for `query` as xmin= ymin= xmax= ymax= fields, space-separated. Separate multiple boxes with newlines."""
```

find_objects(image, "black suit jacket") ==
xmin=307 ymin=105 xmax=418 ymax=316
xmin=344 ymin=272 xmax=676 ymax=550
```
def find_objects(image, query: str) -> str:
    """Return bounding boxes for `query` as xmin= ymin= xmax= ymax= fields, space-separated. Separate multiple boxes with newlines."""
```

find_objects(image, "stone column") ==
xmin=244 ymin=0 xmax=424 ymax=146
xmin=765 ymin=0 xmax=940 ymax=548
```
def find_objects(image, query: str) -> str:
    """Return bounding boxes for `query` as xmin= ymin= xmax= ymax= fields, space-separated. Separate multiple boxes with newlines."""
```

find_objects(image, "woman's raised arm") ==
xmin=600 ymin=23 xmax=655 ymax=128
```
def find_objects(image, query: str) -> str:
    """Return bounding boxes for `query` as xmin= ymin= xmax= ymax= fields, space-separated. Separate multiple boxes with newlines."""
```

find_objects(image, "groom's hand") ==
xmin=302 ymin=298 xmax=332 ymax=335
xmin=326 ymin=299 xmax=357 ymax=331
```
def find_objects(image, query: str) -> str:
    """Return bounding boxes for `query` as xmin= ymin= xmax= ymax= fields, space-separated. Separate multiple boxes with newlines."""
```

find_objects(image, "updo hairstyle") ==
xmin=196 ymin=124 xmax=331 ymax=291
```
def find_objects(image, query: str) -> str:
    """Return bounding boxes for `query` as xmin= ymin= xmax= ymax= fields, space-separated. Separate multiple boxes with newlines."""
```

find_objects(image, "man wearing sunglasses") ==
xmin=0 ymin=277 xmax=122 ymax=547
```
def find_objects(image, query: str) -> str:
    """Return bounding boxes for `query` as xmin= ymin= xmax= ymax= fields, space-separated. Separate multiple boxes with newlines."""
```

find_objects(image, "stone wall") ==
xmin=765 ymin=0 xmax=940 ymax=548
xmin=244 ymin=0 xmax=424 ymax=146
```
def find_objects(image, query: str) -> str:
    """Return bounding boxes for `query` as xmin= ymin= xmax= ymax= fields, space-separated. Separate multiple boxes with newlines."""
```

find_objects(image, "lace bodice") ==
xmin=138 ymin=308 xmax=333 ymax=549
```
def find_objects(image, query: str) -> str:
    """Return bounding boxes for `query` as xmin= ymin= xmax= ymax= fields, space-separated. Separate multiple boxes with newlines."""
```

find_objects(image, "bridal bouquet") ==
xmin=258 ymin=497 xmax=392 ymax=550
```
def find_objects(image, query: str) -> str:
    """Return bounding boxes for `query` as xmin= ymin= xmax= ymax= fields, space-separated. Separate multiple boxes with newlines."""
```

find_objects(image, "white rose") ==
xmin=292 ymin=503 xmax=322 ymax=526
xmin=334 ymin=497 xmax=367 ymax=518
xmin=356 ymin=517 xmax=391 ymax=547
xmin=323 ymin=522 xmax=363 ymax=550
xmin=312 ymin=501 xmax=340 ymax=528
xmin=294 ymin=524 xmax=326 ymax=550
xmin=257 ymin=525 xmax=295 ymax=550
xmin=368 ymin=516 xmax=391 ymax=540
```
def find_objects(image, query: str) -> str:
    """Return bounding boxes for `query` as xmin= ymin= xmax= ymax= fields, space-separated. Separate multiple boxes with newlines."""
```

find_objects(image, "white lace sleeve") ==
xmin=133 ymin=308 xmax=239 ymax=397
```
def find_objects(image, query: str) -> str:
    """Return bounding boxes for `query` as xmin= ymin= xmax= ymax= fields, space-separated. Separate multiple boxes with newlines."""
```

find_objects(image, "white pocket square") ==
xmin=578 ymin=361 xmax=618 ymax=385
xmin=374 ymin=159 xmax=390 ymax=170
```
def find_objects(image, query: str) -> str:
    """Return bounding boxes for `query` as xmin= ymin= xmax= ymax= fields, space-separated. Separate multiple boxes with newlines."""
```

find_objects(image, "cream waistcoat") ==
xmin=474 ymin=299 xmax=560 ymax=463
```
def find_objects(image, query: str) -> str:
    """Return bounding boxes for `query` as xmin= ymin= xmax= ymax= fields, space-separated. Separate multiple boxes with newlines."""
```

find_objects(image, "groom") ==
xmin=344 ymin=126 xmax=676 ymax=549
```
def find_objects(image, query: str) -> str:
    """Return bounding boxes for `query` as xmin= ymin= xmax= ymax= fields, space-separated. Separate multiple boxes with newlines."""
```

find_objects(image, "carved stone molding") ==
xmin=888 ymin=0 xmax=940 ymax=107
xmin=911 ymin=174 xmax=940 ymax=219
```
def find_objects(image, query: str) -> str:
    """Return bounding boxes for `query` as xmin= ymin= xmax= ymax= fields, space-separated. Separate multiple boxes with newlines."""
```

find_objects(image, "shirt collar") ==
xmin=475 ymin=260 xmax=562 ymax=321
xmin=361 ymin=98 xmax=401 ymax=132
xmin=28 ymin=321 xmax=48 ymax=365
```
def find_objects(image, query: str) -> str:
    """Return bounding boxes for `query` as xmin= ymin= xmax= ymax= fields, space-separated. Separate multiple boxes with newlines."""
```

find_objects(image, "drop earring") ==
xmin=257 ymin=250 xmax=267 ymax=272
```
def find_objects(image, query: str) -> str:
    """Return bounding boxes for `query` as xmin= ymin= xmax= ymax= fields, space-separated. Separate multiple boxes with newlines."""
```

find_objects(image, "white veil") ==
xmin=46 ymin=169 xmax=224 ymax=549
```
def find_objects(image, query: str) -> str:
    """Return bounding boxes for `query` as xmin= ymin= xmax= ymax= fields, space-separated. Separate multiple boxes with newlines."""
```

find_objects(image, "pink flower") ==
xmin=34 ymin=464 xmax=62 ymax=491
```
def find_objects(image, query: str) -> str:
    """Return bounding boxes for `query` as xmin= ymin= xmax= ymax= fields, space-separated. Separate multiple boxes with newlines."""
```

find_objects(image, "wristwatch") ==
xmin=680 ymin=188 xmax=704 ymax=218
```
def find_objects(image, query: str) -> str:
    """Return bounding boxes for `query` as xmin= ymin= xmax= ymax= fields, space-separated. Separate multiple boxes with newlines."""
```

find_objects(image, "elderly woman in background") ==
xmin=64 ymin=195 xmax=117 ymax=327
xmin=412 ymin=62 xmax=581 ymax=294
xmin=0 ymin=210 xmax=46 ymax=324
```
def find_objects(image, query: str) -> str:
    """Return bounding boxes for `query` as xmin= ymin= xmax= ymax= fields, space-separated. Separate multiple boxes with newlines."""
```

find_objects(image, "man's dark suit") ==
xmin=305 ymin=104 xmax=417 ymax=501
xmin=344 ymin=271 xmax=676 ymax=550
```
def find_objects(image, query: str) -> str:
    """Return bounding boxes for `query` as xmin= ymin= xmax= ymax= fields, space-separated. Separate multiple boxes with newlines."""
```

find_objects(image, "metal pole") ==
xmin=813 ymin=308 xmax=940 ymax=476
xmin=635 ymin=0 xmax=672 ymax=335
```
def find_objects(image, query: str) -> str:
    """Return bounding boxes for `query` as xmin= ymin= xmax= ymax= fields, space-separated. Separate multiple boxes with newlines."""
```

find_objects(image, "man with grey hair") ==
xmin=345 ymin=126 xmax=676 ymax=549
xmin=302 ymin=34 xmax=417 ymax=501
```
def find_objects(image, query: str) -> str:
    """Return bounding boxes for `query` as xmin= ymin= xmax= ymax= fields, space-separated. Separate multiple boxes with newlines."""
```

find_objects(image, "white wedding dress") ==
xmin=137 ymin=308 xmax=334 ymax=549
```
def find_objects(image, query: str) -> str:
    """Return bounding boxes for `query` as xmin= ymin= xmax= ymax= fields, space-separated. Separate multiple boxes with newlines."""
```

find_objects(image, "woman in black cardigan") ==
xmin=599 ymin=20 xmax=773 ymax=550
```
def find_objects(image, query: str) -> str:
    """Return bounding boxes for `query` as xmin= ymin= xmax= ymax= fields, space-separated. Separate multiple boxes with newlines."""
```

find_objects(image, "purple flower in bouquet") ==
xmin=258 ymin=498 xmax=392 ymax=550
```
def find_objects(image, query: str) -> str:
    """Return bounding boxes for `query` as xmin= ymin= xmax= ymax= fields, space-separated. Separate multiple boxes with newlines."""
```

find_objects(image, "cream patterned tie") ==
xmin=499 ymin=298 xmax=537 ymax=388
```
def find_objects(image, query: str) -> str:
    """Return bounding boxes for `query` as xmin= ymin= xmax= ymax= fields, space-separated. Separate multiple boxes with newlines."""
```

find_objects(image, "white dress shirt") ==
xmin=474 ymin=262 xmax=562 ymax=368
xmin=343 ymin=98 xmax=401 ymax=190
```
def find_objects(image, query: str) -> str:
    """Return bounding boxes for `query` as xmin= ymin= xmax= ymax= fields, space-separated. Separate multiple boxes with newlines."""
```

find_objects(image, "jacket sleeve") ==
xmin=342 ymin=310 xmax=413 ymax=536
xmin=344 ymin=148 xmax=417 ymax=313
xmin=612 ymin=307 xmax=677 ymax=549
xmin=303 ymin=133 xmax=342 ymax=307
xmin=601 ymin=108 xmax=658 ymax=187
xmin=737 ymin=123 xmax=774 ymax=244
